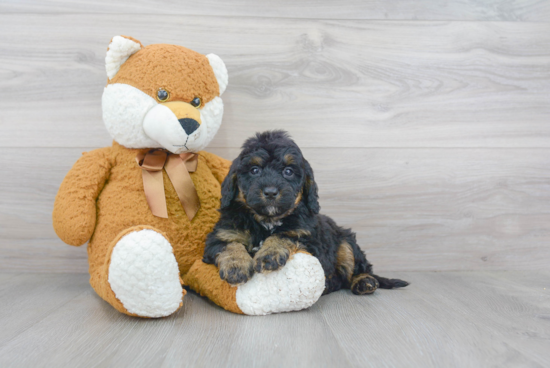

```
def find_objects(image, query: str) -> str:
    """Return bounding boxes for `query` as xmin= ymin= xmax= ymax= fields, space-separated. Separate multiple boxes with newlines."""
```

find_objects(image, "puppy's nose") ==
xmin=179 ymin=118 xmax=200 ymax=135
xmin=263 ymin=186 xmax=279 ymax=199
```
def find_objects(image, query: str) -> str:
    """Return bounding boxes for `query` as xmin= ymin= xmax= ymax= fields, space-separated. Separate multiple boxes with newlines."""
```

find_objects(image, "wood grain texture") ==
xmin=0 ymin=273 xmax=89 ymax=346
xmin=1 ymin=147 xmax=549 ymax=272
xmin=0 ymin=271 xmax=548 ymax=367
xmin=2 ymin=0 xmax=550 ymax=21
xmin=0 ymin=239 xmax=89 ymax=273
xmin=1 ymin=14 xmax=549 ymax=148
xmin=319 ymin=271 xmax=550 ymax=367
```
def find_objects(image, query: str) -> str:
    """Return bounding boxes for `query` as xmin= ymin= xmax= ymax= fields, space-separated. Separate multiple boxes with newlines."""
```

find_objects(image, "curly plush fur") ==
xmin=53 ymin=36 xmax=235 ymax=317
xmin=53 ymin=37 xmax=325 ymax=317
xmin=204 ymin=130 xmax=409 ymax=295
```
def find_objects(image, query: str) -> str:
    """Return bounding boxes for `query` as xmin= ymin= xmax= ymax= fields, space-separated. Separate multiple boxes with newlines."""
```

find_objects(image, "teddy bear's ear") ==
xmin=105 ymin=36 xmax=143 ymax=80
xmin=206 ymin=54 xmax=228 ymax=95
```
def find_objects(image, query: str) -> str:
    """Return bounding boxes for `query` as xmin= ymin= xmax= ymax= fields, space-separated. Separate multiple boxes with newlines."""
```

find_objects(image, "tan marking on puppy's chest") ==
xmin=216 ymin=229 xmax=252 ymax=249
xmin=262 ymin=235 xmax=299 ymax=252
xmin=282 ymin=228 xmax=311 ymax=238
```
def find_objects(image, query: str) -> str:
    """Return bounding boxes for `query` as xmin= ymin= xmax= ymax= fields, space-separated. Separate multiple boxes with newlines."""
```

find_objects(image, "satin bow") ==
xmin=136 ymin=149 xmax=200 ymax=220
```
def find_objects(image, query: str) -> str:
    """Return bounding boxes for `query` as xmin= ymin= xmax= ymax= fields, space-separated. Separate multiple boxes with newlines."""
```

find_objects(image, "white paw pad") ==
xmin=108 ymin=229 xmax=183 ymax=317
xmin=235 ymin=253 xmax=325 ymax=315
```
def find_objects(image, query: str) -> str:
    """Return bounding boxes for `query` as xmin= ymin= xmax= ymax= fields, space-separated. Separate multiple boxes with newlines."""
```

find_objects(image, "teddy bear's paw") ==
xmin=235 ymin=252 xmax=325 ymax=316
xmin=108 ymin=229 xmax=184 ymax=318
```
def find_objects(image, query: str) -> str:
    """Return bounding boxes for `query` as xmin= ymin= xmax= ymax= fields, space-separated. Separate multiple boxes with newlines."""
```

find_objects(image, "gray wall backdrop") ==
xmin=1 ymin=1 xmax=549 ymax=273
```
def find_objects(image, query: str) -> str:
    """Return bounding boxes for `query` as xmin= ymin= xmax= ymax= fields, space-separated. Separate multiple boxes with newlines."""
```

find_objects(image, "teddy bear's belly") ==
xmin=89 ymin=165 xmax=222 ymax=275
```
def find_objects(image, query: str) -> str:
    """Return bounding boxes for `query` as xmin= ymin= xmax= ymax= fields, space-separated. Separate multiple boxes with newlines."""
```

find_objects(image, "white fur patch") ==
xmin=102 ymin=84 xmax=160 ymax=149
xmin=266 ymin=206 xmax=277 ymax=216
xmin=142 ymin=97 xmax=223 ymax=154
xmin=143 ymin=104 xmax=192 ymax=153
xmin=108 ymin=229 xmax=183 ymax=318
xmin=199 ymin=97 xmax=224 ymax=151
xmin=261 ymin=220 xmax=282 ymax=231
xmin=106 ymin=36 xmax=141 ymax=80
xmin=206 ymin=54 xmax=228 ymax=95
xmin=236 ymin=253 xmax=325 ymax=315
xmin=102 ymin=83 xmax=223 ymax=153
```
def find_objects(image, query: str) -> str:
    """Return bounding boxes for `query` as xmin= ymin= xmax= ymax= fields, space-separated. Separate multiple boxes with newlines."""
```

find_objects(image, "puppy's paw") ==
xmin=217 ymin=243 xmax=254 ymax=286
xmin=219 ymin=258 xmax=254 ymax=286
xmin=253 ymin=245 xmax=290 ymax=273
xmin=351 ymin=274 xmax=379 ymax=295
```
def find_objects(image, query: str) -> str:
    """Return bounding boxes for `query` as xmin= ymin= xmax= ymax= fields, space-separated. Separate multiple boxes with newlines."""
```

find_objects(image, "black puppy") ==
xmin=203 ymin=131 xmax=408 ymax=295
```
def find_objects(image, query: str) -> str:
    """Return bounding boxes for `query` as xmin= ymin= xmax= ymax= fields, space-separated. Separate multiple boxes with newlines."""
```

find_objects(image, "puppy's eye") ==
xmin=283 ymin=167 xmax=294 ymax=178
xmin=190 ymin=97 xmax=202 ymax=108
xmin=250 ymin=166 xmax=262 ymax=176
xmin=157 ymin=88 xmax=169 ymax=102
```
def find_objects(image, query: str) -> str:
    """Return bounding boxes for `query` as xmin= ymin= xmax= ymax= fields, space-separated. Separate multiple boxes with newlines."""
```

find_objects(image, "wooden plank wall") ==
xmin=1 ymin=1 xmax=549 ymax=272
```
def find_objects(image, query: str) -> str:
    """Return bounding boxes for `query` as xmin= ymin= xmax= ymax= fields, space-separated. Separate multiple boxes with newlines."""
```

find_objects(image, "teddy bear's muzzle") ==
xmin=142 ymin=100 xmax=206 ymax=153
xmin=162 ymin=101 xmax=202 ymax=127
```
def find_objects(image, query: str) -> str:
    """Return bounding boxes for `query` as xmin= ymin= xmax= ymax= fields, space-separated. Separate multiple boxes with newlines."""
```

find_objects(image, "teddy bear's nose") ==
xmin=179 ymin=118 xmax=200 ymax=135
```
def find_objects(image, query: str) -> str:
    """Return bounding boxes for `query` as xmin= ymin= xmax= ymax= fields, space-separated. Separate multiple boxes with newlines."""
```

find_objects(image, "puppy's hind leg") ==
xmin=335 ymin=240 xmax=377 ymax=295
xmin=371 ymin=275 xmax=409 ymax=289
xmin=344 ymin=236 xmax=409 ymax=295
xmin=351 ymin=273 xmax=409 ymax=294
xmin=351 ymin=274 xmax=379 ymax=295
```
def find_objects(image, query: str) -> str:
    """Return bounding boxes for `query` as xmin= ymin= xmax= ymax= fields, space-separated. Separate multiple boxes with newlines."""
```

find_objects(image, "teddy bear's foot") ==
xmin=184 ymin=252 xmax=325 ymax=315
xmin=237 ymin=252 xmax=325 ymax=315
xmin=107 ymin=228 xmax=184 ymax=318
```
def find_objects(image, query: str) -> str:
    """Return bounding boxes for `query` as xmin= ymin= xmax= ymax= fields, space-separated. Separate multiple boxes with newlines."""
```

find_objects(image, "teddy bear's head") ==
xmin=102 ymin=36 xmax=228 ymax=153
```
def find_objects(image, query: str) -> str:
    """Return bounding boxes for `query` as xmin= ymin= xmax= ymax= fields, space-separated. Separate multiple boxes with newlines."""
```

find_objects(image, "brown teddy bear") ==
xmin=52 ymin=36 xmax=325 ymax=318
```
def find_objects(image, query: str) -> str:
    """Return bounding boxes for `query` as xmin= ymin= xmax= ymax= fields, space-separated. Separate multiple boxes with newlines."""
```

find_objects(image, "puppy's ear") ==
xmin=303 ymin=159 xmax=320 ymax=214
xmin=220 ymin=159 xmax=240 ymax=209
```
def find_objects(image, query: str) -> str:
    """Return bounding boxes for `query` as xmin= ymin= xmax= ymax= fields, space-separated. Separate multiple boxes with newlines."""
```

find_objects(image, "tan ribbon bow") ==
xmin=136 ymin=149 xmax=200 ymax=220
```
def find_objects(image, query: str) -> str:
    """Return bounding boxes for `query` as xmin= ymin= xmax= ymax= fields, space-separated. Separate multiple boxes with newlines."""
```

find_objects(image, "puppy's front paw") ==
xmin=253 ymin=245 xmax=290 ymax=273
xmin=217 ymin=243 xmax=254 ymax=286
xmin=219 ymin=258 xmax=254 ymax=286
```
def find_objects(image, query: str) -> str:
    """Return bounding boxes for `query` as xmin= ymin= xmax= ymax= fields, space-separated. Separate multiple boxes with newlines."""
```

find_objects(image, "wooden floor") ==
xmin=0 ymin=271 xmax=549 ymax=368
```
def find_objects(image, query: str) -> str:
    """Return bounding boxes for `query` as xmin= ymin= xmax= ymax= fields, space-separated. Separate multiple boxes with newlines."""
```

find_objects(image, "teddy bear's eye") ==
xmin=157 ymin=88 xmax=169 ymax=102
xmin=190 ymin=97 xmax=202 ymax=108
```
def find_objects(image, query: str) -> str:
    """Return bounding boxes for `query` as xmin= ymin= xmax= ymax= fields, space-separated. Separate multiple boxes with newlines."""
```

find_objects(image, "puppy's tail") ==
xmin=372 ymin=274 xmax=409 ymax=289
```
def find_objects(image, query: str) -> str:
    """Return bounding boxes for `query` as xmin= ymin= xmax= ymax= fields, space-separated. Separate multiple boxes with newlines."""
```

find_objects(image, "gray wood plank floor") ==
xmin=0 ymin=271 xmax=548 ymax=368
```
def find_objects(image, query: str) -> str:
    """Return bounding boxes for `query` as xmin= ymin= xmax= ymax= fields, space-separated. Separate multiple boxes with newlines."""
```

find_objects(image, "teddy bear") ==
xmin=52 ymin=36 xmax=325 ymax=318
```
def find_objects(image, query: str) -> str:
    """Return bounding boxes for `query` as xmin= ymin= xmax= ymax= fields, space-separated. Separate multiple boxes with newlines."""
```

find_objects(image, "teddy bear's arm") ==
xmin=199 ymin=151 xmax=232 ymax=185
xmin=52 ymin=147 xmax=113 ymax=246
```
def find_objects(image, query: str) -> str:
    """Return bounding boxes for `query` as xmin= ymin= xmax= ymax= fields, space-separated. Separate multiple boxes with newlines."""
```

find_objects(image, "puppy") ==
xmin=204 ymin=131 xmax=409 ymax=295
